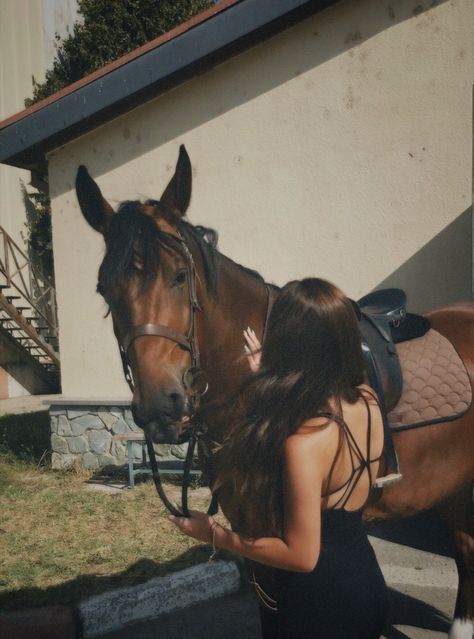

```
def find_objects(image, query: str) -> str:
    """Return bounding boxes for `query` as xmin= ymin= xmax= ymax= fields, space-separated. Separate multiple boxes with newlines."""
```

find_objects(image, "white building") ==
xmin=0 ymin=0 xmax=471 ymax=468
xmin=0 ymin=0 xmax=77 ymax=398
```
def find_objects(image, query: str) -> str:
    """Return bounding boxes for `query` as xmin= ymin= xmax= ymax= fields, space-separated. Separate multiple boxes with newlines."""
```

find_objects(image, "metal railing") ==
xmin=0 ymin=224 xmax=58 ymax=341
xmin=0 ymin=225 xmax=59 ymax=375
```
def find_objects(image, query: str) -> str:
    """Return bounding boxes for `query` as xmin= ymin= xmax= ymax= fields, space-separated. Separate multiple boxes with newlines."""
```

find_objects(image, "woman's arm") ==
xmin=170 ymin=431 xmax=327 ymax=573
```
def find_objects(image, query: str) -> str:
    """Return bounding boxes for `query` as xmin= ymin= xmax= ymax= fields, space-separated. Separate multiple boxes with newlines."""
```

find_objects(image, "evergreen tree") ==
xmin=23 ymin=0 xmax=213 ymax=284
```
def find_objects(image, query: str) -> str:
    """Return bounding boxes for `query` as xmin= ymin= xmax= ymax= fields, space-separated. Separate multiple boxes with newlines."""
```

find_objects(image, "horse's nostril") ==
xmin=169 ymin=392 xmax=182 ymax=409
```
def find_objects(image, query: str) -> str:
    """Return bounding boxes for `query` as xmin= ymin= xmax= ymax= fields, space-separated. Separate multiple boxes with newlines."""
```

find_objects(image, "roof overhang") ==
xmin=0 ymin=0 xmax=340 ymax=172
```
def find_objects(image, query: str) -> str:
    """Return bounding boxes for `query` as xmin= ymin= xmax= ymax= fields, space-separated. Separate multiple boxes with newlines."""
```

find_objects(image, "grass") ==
xmin=0 ymin=452 xmax=233 ymax=612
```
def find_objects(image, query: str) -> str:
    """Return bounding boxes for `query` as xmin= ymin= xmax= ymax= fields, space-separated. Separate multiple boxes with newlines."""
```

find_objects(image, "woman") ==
xmin=169 ymin=278 xmax=390 ymax=638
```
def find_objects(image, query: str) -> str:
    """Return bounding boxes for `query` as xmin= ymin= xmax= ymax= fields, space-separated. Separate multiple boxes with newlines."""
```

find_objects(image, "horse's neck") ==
xmin=198 ymin=252 xmax=270 ymax=429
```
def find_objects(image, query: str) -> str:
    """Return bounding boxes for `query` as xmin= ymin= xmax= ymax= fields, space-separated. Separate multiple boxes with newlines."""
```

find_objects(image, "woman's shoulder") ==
xmin=293 ymin=385 xmax=381 ymax=437
xmin=287 ymin=413 xmax=340 ymax=456
xmin=284 ymin=418 xmax=338 ymax=473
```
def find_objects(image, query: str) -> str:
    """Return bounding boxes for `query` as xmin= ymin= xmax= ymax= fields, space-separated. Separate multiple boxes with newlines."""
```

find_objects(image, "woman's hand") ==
xmin=168 ymin=510 xmax=214 ymax=544
xmin=244 ymin=327 xmax=261 ymax=372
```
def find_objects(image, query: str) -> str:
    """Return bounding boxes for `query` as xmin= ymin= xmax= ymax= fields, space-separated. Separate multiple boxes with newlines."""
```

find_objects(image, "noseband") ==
xmin=117 ymin=230 xmax=217 ymax=518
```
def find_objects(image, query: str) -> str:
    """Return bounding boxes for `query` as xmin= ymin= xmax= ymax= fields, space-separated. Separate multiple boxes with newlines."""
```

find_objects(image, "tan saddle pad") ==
xmin=388 ymin=329 xmax=472 ymax=431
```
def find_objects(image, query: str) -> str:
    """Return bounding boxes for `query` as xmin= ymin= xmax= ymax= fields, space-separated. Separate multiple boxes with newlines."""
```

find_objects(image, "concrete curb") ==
xmin=79 ymin=560 xmax=241 ymax=638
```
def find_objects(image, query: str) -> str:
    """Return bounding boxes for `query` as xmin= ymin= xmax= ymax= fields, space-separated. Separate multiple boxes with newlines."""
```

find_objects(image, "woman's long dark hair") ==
xmin=215 ymin=278 xmax=367 ymax=538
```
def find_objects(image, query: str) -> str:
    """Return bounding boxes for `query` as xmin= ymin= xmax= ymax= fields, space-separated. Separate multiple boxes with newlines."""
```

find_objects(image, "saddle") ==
xmin=355 ymin=288 xmax=471 ymax=484
xmin=355 ymin=288 xmax=430 ymax=484
xmin=356 ymin=288 xmax=430 ymax=412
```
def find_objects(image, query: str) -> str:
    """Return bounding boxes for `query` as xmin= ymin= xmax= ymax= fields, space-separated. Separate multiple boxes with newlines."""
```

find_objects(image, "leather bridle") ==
xmin=116 ymin=228 xmax=276 ymax=519
xmin=117 ymin=229 xmax=218 ymax=518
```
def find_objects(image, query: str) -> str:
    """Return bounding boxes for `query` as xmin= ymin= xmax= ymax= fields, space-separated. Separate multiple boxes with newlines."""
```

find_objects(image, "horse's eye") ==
xmin=173 ymin=269 xmax=187 ymax=287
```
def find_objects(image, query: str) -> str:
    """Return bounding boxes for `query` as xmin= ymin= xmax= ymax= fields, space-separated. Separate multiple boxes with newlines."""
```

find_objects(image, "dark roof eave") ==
xmin=0 ymin=0 xmax=340 ymax=172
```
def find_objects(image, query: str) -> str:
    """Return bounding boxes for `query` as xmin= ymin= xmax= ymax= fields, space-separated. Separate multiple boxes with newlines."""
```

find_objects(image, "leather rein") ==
xmin=118 ymin=229 xmax=217 ymax=517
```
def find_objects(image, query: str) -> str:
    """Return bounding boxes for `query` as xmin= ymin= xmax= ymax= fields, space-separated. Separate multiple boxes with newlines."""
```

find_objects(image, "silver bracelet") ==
xmin=208 ymin=521 xmax=219 ymax=562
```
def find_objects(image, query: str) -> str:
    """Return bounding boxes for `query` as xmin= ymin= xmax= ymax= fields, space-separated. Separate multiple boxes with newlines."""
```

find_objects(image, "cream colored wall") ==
xmin=48 ymin=0 xmax=473 ymax=399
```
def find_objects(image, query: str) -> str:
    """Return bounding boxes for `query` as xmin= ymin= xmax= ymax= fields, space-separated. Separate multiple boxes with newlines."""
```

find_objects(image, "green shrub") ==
xmin=22 ymin=0 xmax=213 ymax=286
xmin=25 ymin=0 xmax=214 ymax=106
xmin=0 ymin=411 xmax=51 ymax=462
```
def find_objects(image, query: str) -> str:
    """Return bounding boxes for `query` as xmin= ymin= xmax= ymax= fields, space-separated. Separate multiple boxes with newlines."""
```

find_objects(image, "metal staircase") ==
xmin=0 ymin=224 xmax=60 ymax=392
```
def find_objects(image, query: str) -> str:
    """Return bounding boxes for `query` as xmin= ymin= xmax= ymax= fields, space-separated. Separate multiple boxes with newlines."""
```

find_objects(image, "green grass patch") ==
xmin=0 ymin=454 xmax=233 ymax=611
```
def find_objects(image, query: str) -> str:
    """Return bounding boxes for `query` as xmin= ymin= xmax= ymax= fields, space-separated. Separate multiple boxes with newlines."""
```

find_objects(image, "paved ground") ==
xmin=99 ymin=509 xmax=456 ymax=639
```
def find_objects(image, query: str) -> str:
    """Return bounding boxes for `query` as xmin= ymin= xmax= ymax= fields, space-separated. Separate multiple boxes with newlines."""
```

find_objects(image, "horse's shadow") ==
xmin=382 ymin=587 xmax=452 ymax=638
xmin=366 ymin=507 xmax=454 ymax=558
xmin=367 ymin=508 xmax=454 ymax=638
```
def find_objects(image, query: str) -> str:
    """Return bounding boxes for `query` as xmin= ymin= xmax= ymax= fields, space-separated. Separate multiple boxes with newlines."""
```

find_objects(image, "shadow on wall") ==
xmin=53 ymin=0 xmax=450 ymax=193
xmin=374 ymin=207 xmax=472 ymax=313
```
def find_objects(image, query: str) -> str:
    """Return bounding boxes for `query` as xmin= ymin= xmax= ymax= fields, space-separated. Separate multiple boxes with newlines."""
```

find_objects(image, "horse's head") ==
xmin=75 ymin=146 xmax=209 ymax=443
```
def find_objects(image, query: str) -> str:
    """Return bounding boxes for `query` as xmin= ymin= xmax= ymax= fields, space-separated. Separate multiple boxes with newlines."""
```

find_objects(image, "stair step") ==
xmin=26 ymin=316 xmax=39 ymax=320
xmin=6 ymin=296 xmax=21 ymax=302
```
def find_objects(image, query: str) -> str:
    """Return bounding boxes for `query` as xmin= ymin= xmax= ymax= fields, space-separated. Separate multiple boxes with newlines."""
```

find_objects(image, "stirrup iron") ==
xmin=374 ymin=472 xmax=403 ymax=488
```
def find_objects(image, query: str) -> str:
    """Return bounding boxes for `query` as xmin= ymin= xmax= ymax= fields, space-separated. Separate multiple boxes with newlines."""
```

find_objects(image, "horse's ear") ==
xmin=75 ymin=165 xmax=115 ymax=235
xmin=160 ymin=145 xmax=192 ymax=219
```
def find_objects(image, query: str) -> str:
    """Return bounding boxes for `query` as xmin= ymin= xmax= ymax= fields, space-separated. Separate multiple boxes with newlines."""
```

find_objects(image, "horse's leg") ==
xmin=438 ymin=482 xmax=474 ymax=638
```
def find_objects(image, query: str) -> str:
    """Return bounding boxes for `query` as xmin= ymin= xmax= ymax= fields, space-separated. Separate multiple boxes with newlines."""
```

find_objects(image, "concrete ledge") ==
xmin=43 ymin=398 xmax=131 ymax=406
xmin=79 ymin=560 xmax=241 ymax=638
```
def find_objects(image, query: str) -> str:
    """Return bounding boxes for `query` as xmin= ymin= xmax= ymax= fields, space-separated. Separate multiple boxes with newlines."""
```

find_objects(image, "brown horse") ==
xmin=76 ymin=146 xmax=474 ymax=637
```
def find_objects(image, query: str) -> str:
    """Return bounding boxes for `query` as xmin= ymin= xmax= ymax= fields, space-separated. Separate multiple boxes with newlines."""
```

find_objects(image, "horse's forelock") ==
xmin=99 ymin=201 xmax=162 ymax=300
xmin=97 ymin=200 xmax=221 ymax=301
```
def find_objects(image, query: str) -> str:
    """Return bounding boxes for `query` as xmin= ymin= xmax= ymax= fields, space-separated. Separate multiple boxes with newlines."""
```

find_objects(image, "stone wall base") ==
xmin=49 ymin=403 xmax=188 ymax=471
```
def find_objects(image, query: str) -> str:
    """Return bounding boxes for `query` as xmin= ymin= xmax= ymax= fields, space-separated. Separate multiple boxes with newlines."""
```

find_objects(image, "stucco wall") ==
xmin=48 ymin=0 xmax=473 ymax=399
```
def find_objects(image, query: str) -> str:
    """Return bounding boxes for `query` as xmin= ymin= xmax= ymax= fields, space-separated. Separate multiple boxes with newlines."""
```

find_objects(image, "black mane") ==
xmin=97 ymin=200 xmax=263 ymax=306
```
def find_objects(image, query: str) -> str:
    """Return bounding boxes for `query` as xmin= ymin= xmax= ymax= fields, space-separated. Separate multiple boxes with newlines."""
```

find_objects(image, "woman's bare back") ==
xmin=298 ymin=384 xmax=384 ymax=512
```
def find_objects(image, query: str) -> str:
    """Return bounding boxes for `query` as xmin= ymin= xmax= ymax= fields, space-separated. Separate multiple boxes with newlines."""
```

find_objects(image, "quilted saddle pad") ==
xmin=388 ymin=329 xmax=472 ymax=431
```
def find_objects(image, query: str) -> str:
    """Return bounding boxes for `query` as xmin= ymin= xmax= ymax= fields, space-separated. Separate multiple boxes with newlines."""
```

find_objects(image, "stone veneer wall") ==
xmin=49 ymin=401 xmax=188 ymax=470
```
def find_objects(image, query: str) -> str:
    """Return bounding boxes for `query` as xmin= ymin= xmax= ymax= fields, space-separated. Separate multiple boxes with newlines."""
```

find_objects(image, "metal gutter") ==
xmin=0 ymin=0 xmax=339 ymax=172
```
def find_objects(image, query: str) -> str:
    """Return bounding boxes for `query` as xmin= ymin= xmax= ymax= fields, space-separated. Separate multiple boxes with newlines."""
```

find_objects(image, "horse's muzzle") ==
xmin=142 ymin=417 xmax=182 ymax=444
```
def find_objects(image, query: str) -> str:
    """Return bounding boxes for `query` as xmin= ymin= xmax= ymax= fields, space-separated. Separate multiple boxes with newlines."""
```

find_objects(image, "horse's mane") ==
xmin=97 ymin=200 xmax=263 ymax=304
